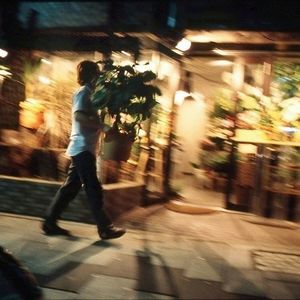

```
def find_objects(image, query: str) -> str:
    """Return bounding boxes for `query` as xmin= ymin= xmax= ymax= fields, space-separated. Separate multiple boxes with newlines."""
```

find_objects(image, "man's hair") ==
xmin=77 ymin=60 xmax=100 ymax=85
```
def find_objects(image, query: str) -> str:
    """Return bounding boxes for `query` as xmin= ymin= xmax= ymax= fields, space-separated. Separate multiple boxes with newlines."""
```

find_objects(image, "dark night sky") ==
xmin=1 ymin=0 xmax=300 ymax=51
xmin=182 ymin=0 xmax=300 ymax=31
xmin=3 ymin=1 xmax=300 ymax=32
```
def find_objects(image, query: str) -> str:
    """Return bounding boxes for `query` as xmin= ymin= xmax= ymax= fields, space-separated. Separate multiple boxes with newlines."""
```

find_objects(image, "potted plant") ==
xmin=92 ymin=60 xmax=161 ymax=161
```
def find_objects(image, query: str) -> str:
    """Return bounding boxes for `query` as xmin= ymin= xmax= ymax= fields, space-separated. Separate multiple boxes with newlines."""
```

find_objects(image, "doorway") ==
xmin=170 ymin=57 xmax=235 ymax=208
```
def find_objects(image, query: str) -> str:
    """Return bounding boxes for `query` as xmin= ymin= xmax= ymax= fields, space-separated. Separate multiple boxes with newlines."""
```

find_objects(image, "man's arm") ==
xmin=74 ymin=111 xmax=110 ymax=131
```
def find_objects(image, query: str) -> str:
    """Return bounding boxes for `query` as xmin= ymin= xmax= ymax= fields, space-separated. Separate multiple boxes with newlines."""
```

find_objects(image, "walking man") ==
xmin=42 ymin=60 xmax=126 ymax=240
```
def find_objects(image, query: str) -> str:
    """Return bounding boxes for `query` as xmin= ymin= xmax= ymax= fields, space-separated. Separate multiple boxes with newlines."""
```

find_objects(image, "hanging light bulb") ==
xmin=175 ymin=38 xmax=191 ymax=52
xmin=0 ymin=49 xmax=8 ymax=58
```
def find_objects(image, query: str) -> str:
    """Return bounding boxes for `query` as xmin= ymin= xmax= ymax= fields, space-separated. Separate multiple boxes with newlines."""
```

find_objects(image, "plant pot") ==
xmin=102 ymin=132 xmax=134 ymax=161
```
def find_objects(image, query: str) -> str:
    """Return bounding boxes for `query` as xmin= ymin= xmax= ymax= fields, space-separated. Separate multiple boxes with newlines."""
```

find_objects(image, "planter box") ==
xmin=0 ymin=175 xmax=145 ymax=223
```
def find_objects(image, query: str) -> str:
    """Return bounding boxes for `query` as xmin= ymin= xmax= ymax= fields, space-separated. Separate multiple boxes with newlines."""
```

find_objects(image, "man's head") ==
xmin=77 ymin=60 xmax=100 ymax=86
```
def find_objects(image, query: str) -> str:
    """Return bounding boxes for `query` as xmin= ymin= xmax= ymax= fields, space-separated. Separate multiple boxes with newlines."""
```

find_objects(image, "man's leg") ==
xmin=73 ymin=151 xmax=126 ymax=239
xmin=43 ymin=161 xmax=82 ymax=235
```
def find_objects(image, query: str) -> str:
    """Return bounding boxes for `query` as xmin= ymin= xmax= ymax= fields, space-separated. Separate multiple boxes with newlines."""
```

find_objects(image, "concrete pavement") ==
xmin=1 ymin=203 xmax=300 ymax=299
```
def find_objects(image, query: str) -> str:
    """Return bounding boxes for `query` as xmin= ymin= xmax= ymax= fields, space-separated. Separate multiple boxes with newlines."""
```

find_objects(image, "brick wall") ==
xmin=0 ymin=175 xmax=145 ymax=223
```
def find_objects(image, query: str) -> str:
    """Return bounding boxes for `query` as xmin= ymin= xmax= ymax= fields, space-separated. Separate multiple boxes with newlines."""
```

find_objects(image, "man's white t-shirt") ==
xmin=66 ymin=84 xmax=100 ymax=157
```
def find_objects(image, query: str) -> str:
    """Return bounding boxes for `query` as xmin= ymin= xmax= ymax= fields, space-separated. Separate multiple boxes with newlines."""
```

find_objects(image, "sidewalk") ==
xmin=1 ymin=203 xmax=300 ymax=299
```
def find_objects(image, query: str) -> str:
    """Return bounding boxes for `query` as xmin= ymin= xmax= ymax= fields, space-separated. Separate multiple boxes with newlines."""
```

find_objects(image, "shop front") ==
xmin=170 ymin=52 xmax=300 ymax=221
xmin=0 ymin=47 xmax=180 ymax=220
xmin=1 ymin=49 xmax=300 ymax=221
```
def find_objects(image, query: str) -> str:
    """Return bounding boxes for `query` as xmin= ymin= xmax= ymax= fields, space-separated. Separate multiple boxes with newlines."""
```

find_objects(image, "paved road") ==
xmin=1 ymin=204 xmax=300 ymax=299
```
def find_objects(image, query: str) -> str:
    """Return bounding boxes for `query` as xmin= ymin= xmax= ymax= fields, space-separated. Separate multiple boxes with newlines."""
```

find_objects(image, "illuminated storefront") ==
xmin=1 ymin=1 xmax=300 ymax=220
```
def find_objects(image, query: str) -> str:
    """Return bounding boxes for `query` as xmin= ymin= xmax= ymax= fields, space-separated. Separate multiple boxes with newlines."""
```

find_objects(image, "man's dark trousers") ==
xmin=45 ymin=151 xmax=111 ymax=231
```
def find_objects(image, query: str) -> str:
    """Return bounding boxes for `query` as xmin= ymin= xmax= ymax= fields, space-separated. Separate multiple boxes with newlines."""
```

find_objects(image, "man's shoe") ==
xmin=100 ymin=225 xmax=126 ymax=240
xmin=42 ymin=221 xmax=70 ymax=236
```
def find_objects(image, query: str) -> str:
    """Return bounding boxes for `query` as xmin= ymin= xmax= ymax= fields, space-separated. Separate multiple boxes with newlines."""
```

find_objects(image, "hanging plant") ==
xmin=92 ymin=60 xmax=161 ymax=161
xmin=92 ymin=60 xmax=161 ymax=140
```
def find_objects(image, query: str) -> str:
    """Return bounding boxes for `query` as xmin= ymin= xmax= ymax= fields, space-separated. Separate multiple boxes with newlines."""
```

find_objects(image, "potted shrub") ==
xmin=92 ymin=60 xmax=161 ymax=161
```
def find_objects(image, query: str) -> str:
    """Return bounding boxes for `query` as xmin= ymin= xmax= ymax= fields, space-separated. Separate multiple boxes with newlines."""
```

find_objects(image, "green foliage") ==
xmin=210 ymin=89 xmax=235 ymax=119
xmin=92 ymin=60 xmax=161 ymax=138
xmin=200 ymin=150 xmax=231 ymax=173
xmin=274 ymin=63 xmax=300 ymax=99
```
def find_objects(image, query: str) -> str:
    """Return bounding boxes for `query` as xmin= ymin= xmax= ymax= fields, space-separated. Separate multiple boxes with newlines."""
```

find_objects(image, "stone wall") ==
xmin=0 ymin=175 xmax=145 ymax=223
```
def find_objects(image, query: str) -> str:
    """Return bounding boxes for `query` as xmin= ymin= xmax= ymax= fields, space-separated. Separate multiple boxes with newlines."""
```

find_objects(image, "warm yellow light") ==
xmin=112 ymin=52 xmax=121 ymax=59
xmin=212 ymin=48 xmax=229 ymax=56
xmin=208 ymin=60 xmax=233 ymax=66
xmin=157 ymin=60 xmax=172 ymax=80
xmin=38 ymin=76 xmax=51 ymax=85
xmin=280 ymin=97 xmax=300 ymax=122
xmin=138 ymin=129 xmax=147 ymax=138
xmin=282 ymin=109 xmax=299 ymax=123
xmin=121 ymin=51 xmax=131 ymax=57
xmin=41 ymin=58 xmax=52 ymax=65
xmin=175 ymin=38 xmax=191 ymax=52
xmin=120 ymin=60 xmax=133 ymax=67
xmin=244 ymin=85 xmax=262 ymax=98
xmin=20 ymin=98 xmax=45 ymax=111
xmin=186 ymin=34 xmax=211 ymax=43
xmin=19 ymin=98 xmax=45 ymax=129
xmin=135 ymin=61 xmax=152 ymax=73
xmin=171 ymin=48 xmax=184 ymax=55
xmin=238 ymin=143 xmax=257 ymax=154
xmin=280 ymin=126 xmax=298 ymax=133
xmin=175 ymin=90 xmax=189 ymax=106
xmin=0 ymin=70 xmax=12 ymax=77
xmin=235 ymin=129 xmax=267 ymax=142
xmin=221 ymin=71 xmax=232 ymax=85
xmin=232 ymin=62 xmax=244 ymax=90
